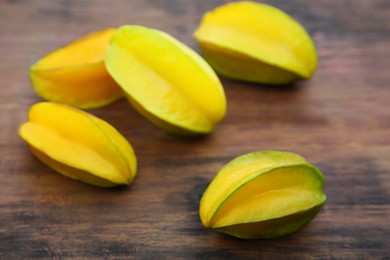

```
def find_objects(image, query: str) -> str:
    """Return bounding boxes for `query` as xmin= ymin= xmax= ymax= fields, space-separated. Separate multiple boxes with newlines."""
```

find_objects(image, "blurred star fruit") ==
xmin=30 ymin=28 xmax=124 ymax=109
xmin=194 ymin=1 xmax=318 ymax=84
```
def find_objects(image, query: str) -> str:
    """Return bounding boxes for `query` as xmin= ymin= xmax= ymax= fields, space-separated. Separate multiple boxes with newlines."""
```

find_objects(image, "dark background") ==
xmin=1 ymin=0 xmax=389 ymax=258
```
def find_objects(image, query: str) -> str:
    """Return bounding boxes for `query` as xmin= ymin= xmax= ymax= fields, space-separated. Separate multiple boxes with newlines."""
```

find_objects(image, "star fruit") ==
xmin=105 ymin=25 xmax=227 ymax=136
xmin=200 ymin=150 xmax=326 ymax=239
xmin=194 ymin=1 xmax=318 ymax=84
xmin=19 ymin=102 xmax=137 ymax=188
xmin=29 ymin=28 xmax=124 ymax=109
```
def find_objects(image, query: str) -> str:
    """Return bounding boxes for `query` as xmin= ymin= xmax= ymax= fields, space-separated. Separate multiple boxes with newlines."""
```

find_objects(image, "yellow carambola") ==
xmin=29 ymin=28 xmax=124 ymax=109
xmin=105 ymin=25 xmax=227 ymax=136
xmin=194 ymin=1 xmax=318 ymax=84
xmin=19 ymin=102 xmax=137 ymax=187
xmin=200 ymin=150 xmax=326 ymax=239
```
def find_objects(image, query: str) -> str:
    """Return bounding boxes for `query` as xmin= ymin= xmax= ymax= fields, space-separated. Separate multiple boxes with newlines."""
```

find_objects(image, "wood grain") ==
xmin=1 ymin=0 xmax=389 ymax=258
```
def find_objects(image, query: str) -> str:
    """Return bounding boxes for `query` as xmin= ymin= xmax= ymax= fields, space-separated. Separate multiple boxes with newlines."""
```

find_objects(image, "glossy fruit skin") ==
xmin=194 ymin=1 xmax=318 ymax=84
xmin=19 ymin=102 xmax=137 ymax=188
xmin=105 ymin=25 xmax=226 ymax=136
xmin=30 ymin=28 xmax=124 ymax=109
xmin=200 ymin=150 xmax=326 ymax=239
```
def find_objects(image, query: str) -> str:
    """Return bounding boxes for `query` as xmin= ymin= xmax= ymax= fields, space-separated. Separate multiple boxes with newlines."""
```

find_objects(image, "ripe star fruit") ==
xmin=105 ymin=25 xmax=227 ymax=136
xmin=29 ymin=28 xmax=124 ymax=109
xmin=19 ymin=102 xmax=137 ymax=188
xmin=194 ymin=1 xmax=318 ymax=84
xmin=200 ymin=151 xmax=326 ymax=239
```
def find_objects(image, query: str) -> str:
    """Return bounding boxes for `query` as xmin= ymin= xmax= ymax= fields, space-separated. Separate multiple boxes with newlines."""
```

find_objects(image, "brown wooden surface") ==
xmin=1 ymin=0 xmax=389 ymax=258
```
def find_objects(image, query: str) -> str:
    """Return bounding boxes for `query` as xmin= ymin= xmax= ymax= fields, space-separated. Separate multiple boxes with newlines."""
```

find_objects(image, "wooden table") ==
xmin=1 ymin=0 xmax=389 ymax=258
